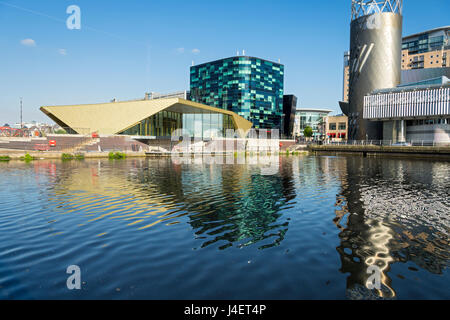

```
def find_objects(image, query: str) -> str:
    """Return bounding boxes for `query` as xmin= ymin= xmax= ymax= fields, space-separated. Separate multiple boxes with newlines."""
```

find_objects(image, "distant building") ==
xmin=325 ymin=115 xmax=348 ymax=141
xmin=282 ymin=95 xmax=297 ymax=138
xmin=401 ymin=26 xmax=450 ymax=70
xmin=190 ymin=56 xmax=284 ymax=130
xmin=294 ymin=108 xmax=332 ymax=139
xmin=343 ymin=51 xmax=350 ymax=102
xmin=146 ymin=91 xmax=190 ymax=100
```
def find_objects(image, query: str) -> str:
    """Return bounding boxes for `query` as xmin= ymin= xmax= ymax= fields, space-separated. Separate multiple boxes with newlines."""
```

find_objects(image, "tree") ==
xmin=303 ymin=126 xmax=313 ymax=138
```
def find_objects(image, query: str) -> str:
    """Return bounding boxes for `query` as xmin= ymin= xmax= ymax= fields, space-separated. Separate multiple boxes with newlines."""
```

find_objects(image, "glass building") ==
xmin=190 ymin=56 xmax=284 ymax=130
xmin=294 ymin=108 xmax=332 ymax=139
xmin=119 ymin=110 xmax=235 ymax=139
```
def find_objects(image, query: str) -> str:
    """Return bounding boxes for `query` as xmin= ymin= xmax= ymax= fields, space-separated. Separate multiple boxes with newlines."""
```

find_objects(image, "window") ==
xmin=338 ymin=123 xmax=346 ymax=130
xmin=329 ymin=123 xmax=336 ymax=131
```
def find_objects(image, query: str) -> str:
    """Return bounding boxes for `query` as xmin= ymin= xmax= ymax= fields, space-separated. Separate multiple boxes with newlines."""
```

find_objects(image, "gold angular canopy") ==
xmin=40 ymin=98 xmax=253 ymax=135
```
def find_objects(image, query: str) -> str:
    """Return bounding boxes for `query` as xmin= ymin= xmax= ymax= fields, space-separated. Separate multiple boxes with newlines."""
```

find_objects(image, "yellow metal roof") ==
xmin=40 ymin=98 xmax=253 ymax=135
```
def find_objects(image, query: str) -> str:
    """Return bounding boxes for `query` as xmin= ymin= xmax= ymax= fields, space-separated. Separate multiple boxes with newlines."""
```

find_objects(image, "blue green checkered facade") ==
xmin=190 ymin=56 xmax=284 ymax=129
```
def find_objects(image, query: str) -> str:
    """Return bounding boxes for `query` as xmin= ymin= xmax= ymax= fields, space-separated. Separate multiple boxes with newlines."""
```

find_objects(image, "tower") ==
xmin=348 ymin=0 xmax=403 ymax=140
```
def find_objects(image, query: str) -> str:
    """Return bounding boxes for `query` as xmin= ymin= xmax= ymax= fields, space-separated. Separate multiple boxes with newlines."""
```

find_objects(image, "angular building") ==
xmin=40 ymin=97 xmax=253 ymax=139
xmin=190 ymin=56 xmax=284 ymax=130
xmin=345 ymin=0 xmax=403 ymax=141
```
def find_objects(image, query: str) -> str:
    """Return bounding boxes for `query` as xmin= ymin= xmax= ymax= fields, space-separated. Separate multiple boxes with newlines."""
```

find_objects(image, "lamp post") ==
xmin=20 ymin=97 xmax=23 ymax=129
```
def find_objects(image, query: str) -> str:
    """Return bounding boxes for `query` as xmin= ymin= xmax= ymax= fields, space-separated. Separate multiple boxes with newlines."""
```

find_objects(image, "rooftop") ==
xmin=296 ymin=108 xmax=333 ymax=113
xmin=402 ymin=26 xmax=450 ymax=40
xmin=192 ymin=56 xmax=283 ymax=68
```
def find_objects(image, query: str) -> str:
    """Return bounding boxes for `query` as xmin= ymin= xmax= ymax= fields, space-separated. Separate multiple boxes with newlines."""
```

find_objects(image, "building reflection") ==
xmin=333 ymin=156 xmax=449 ymax=299
xmin=34 ymin=156 xmax=296 ymax=251
xmin=182 ymin=156 xmax=296 ymax=250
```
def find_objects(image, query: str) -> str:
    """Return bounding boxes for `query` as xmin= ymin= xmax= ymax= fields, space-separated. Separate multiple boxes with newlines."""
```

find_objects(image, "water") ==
xmin=0 ymin=155 xmax=448 ymax=300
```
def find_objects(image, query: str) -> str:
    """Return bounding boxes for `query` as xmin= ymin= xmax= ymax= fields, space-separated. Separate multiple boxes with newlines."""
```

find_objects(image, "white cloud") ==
xmin=58 ymin=49 xmax=67 ymax=56
xmin=175 ymin=47 xmax=185 ymax=54
xmin=20 ymin=38 xmax=36 ymax=47
xmin=192 ymin=48 xmax=200 ymax=55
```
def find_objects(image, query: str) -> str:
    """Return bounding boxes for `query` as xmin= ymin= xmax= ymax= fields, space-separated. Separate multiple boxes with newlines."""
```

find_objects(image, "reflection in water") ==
xmin=43 ymin=157 xmax=296 ymax=250
xmin=0 ymin=155 xmax=448 ymax=299
xmin=334 ymin=156 xmax=450 ymax=299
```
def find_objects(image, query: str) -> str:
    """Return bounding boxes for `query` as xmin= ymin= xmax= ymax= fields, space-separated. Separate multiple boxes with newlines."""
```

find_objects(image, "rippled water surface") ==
xmin=0 ymin=155 xmax=449 ymax=299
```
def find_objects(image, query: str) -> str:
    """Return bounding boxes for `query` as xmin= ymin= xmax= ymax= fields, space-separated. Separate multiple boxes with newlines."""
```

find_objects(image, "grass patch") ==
xmin=109 ymin=151 xmax=127 ymax=160
xmin=0 ymin=156 xmax=11 ymax=162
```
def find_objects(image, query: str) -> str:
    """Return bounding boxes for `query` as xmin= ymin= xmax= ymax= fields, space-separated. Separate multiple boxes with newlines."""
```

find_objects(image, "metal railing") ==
xmin=320 ymin=140 xmax=450 ymax=147
xmin=0 ymin=127 xmax=91 ymax=138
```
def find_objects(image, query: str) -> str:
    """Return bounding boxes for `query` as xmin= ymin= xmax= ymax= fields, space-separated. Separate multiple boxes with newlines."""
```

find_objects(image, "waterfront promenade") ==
xmin=310 ymin=144 xmax=450 ymax=159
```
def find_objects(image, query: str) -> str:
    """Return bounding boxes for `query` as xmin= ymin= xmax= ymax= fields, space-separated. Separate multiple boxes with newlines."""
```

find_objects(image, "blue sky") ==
xmin=0 ymin=0 xmax=449 ymax=125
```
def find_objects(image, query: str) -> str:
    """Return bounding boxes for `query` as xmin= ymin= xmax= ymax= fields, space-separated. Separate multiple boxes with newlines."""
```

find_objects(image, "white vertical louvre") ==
xmin=363 ymin=87 xmax=450 ymax=120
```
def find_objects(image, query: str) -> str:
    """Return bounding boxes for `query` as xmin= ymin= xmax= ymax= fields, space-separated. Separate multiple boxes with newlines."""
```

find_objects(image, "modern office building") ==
xmin=40 ymin=97 xmax=253 ymax=139
xmin=282 ymin=95 xmax=297 ymax=138
xmin=342 ymin=0 xmax=403 ymax=141
xmin=363 ymin=78 xmax=450 ymax=143
xmin=190 ymin=56 xmax=284 ymax=130
xmin=293 ymin=108 xmax=332 ymax=139
xmin=343 ymin=26 xmax=450 ymax=103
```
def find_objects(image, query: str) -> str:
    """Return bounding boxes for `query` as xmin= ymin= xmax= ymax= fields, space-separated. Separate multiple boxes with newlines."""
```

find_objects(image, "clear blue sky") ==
xmin=0 ymin=0 xmax=449 ymax=125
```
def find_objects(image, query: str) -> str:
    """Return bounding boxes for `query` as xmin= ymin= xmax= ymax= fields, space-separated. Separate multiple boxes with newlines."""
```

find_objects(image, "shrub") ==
xmin=61 ymin=153 xmax=74 ymax=161
xmin=20 ymin=153 xmax=35 ymax=162
xmin=109 ymin=151 xmax=126 ymax=159
xmin=303 ymin=126 xmax=313 ymax=138
xmin=0 ymin=156 xmax=11 ymax=162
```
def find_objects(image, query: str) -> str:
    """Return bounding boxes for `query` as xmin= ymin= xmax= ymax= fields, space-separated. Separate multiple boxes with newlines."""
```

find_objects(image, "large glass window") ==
xmin=120 ymin=111 xmax=238 ymax=139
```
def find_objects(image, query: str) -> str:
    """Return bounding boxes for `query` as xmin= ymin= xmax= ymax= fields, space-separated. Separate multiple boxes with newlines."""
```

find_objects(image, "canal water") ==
xmin=0 ymin=155 xmax=448 ymax=299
